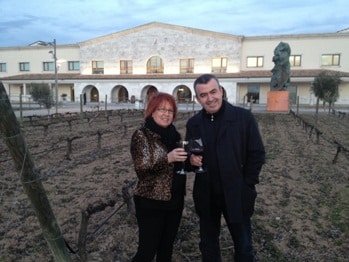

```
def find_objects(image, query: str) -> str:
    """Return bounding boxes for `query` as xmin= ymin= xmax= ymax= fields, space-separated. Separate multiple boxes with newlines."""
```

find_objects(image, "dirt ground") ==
xmin=0 ymin=108 xmax=348 ymax=261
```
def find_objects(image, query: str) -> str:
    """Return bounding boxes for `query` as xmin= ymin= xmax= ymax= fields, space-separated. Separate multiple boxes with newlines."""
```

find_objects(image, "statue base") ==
xmin=267 ymin=91 xmax=289 ymax=112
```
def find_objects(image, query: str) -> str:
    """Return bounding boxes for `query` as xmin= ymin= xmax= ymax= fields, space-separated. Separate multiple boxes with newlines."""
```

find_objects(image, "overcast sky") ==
xmin=0 ymin=0 xmax=348 ymax=47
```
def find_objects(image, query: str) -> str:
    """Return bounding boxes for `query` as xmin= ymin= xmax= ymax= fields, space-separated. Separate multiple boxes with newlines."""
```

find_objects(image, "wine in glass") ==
xmin=176 ymin=140 xmax=188 ymax=175
xmin=189 ymin=138 xmax=205 ymax=173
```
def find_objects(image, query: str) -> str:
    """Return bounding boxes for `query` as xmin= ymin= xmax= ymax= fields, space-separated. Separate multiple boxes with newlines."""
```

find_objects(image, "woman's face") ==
xmin=151 ymin=101 xmax=174 ymax=128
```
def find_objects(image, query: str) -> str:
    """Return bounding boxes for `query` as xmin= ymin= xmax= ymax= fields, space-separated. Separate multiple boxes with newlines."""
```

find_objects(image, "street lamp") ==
xmin=48 ymin=39 xmax=58 ymax=114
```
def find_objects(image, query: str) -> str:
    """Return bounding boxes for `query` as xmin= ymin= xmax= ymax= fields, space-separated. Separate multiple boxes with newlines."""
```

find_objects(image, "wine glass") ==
xmin=188 ymin=137 xmax=205 ymax=173
xmin=176 ymin=140 xmax=188 ymax=175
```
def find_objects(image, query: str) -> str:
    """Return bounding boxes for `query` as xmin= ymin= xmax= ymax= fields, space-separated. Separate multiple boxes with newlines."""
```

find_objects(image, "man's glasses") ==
xmin=157 ymin=108 xmax=174 ymax=114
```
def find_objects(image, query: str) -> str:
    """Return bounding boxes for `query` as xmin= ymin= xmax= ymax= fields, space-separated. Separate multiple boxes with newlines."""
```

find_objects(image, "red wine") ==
xmin=190 ymin=148 xmax=203 ymax=156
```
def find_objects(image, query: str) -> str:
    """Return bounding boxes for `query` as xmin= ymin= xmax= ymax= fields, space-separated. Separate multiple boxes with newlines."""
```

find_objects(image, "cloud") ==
xmin=0 ymin=0 xmax=347 ymax=47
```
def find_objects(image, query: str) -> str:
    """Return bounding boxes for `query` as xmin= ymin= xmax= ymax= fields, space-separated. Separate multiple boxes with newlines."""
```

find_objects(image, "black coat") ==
xmin=186 ymin=101 xmax=265 ymax=223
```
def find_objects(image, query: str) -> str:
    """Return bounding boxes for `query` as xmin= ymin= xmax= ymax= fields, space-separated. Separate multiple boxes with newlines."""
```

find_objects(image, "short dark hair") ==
xmin=144 ymin=92 xmax=177 ymax=120
xmin=193 ymin=74 xmax=220 ymax=92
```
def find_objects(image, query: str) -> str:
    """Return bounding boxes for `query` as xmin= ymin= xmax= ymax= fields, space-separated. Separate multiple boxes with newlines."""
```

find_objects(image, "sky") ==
xmin=0 ymin=0 xmax=348 ymax=47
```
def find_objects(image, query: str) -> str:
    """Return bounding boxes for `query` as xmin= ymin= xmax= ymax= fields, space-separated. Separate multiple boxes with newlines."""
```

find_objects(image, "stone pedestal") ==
xmin=267 ymin=91 xmax=289 ymax=112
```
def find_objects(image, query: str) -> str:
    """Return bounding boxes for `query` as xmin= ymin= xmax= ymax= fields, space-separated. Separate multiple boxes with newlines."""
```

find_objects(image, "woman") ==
xmin=130 ymin=92 xmax=187 ymax=262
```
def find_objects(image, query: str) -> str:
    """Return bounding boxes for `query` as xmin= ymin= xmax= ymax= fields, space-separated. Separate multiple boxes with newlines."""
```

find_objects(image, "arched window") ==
xmin=91 ymin=86 xmax=99 ymax=102
xmin=147 ymin=56 xmax=164 ymax=74
xmin=118 ymin=86 xmax=129 ymax=102
xmin=175 ymin=85 xmax=192 ymax=103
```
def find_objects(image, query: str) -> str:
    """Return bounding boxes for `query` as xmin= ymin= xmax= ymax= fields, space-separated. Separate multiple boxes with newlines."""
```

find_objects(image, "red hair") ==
xmin=144 ymin=92 xmax=178 ymax=119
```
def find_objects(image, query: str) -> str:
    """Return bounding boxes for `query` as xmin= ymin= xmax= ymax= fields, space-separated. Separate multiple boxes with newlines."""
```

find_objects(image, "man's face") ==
xmin=195 ymin=78 xmax=223 ymax=114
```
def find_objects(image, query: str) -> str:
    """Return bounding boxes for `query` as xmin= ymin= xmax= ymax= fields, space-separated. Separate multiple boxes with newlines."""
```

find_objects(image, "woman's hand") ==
xmin=167 ymin=148 xmax=187 ymax=163
xmin=190 ymin=153 xmax=203 ymax=167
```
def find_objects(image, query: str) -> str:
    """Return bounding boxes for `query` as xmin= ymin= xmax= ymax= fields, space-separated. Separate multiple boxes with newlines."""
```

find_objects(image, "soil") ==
xmin=0 ymin=109 xmax=348 ymax=261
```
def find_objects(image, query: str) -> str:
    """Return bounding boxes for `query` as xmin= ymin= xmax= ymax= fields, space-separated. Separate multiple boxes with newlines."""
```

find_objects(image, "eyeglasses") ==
xmin=157 ymin=108 xmax=174 ymax=114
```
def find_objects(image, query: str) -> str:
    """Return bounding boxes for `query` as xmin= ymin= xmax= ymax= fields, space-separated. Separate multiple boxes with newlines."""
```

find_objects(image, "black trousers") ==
xmin=132 ymin=202 xmax=183 ymax=262
xmin=199 ymin=194 xmax=255 ymax=262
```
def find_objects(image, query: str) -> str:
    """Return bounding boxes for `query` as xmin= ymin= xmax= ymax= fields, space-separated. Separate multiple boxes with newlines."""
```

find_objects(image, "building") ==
xmin=1 ymin=22 xmax=349 ymax=106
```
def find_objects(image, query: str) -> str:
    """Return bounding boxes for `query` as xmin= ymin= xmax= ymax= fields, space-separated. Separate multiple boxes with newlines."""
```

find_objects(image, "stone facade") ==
xmin=1 ymin=22 xmax=349 ymax=106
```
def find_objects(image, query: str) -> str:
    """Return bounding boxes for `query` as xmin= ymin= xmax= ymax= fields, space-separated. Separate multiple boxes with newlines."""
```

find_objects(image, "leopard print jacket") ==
xmin=130 ymin=127 xmax=174 ymax=201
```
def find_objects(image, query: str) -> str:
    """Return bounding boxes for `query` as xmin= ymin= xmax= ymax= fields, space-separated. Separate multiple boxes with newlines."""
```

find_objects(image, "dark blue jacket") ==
xmin=186 ymin=101 xmax=265 ymax=223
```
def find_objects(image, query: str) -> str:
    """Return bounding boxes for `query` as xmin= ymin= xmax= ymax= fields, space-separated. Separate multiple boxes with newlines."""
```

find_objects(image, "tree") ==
xmin=29 ymin=83 xmax=54 ymax=111
xmin=311 ymin=71 xmax=341 ymax=112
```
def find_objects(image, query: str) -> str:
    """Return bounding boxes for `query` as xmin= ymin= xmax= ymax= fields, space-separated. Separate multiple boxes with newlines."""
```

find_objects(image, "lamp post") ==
xmin=48 ymin=39 xmax=58 ymax=114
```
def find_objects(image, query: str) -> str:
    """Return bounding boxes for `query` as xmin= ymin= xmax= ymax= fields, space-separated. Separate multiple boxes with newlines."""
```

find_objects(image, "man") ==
xmin=186 ymin=74 xmax=265 ymax=261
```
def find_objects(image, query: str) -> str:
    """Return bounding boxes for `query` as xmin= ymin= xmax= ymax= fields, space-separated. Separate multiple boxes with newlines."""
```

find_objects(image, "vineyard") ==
xmin=0 ymin=108 xmax=349 ymax=261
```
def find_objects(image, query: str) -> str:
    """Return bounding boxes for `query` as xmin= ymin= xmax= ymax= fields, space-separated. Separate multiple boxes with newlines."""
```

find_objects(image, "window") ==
xmin=180 ymin=58 xmax=194 ymax=73
xmin=212 ymin=57 xmax=227 ymax=73
xmin=246 ymin=85 xmax=260 ymax=104
xmin=247 ymin=56 xmax=263 ymax=68
xmin=0 ymin=63 xmax=6 ymax=72
xmin=289 ymin=55 xmax=301 ymax=67
xmin=120 ymin=60 xmax=133 ymax=74
xmin=176 ymin=85 xmax=192 ymax=102
xmin=288 ymin=85 xmax=298 ymax=105
xmin=19 ymin=62 xmax=30 ymax=71
xmin=147 ymin=56 xmax=163 ymax=74
xmin=68 ymin=61 xmax=80 ymax=71
xmin=92 ymin=60 xmax=104 ymax=74
xmin=321 ymin=54 xmax=340 ymax=66
xmin=43 ymin=62 xmax=54 ymax=71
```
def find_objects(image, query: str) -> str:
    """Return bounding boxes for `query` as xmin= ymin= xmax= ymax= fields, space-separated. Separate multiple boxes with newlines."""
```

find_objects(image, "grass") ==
xmin=329 ymin=187 xmax=349 ymax=234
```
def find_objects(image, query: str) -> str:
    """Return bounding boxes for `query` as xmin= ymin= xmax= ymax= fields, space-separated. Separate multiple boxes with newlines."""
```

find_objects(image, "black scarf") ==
xmin=203 ymin=100 xmax=226 ymax=122
xmin=144 ymin=117 xmax=180 ymax=152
